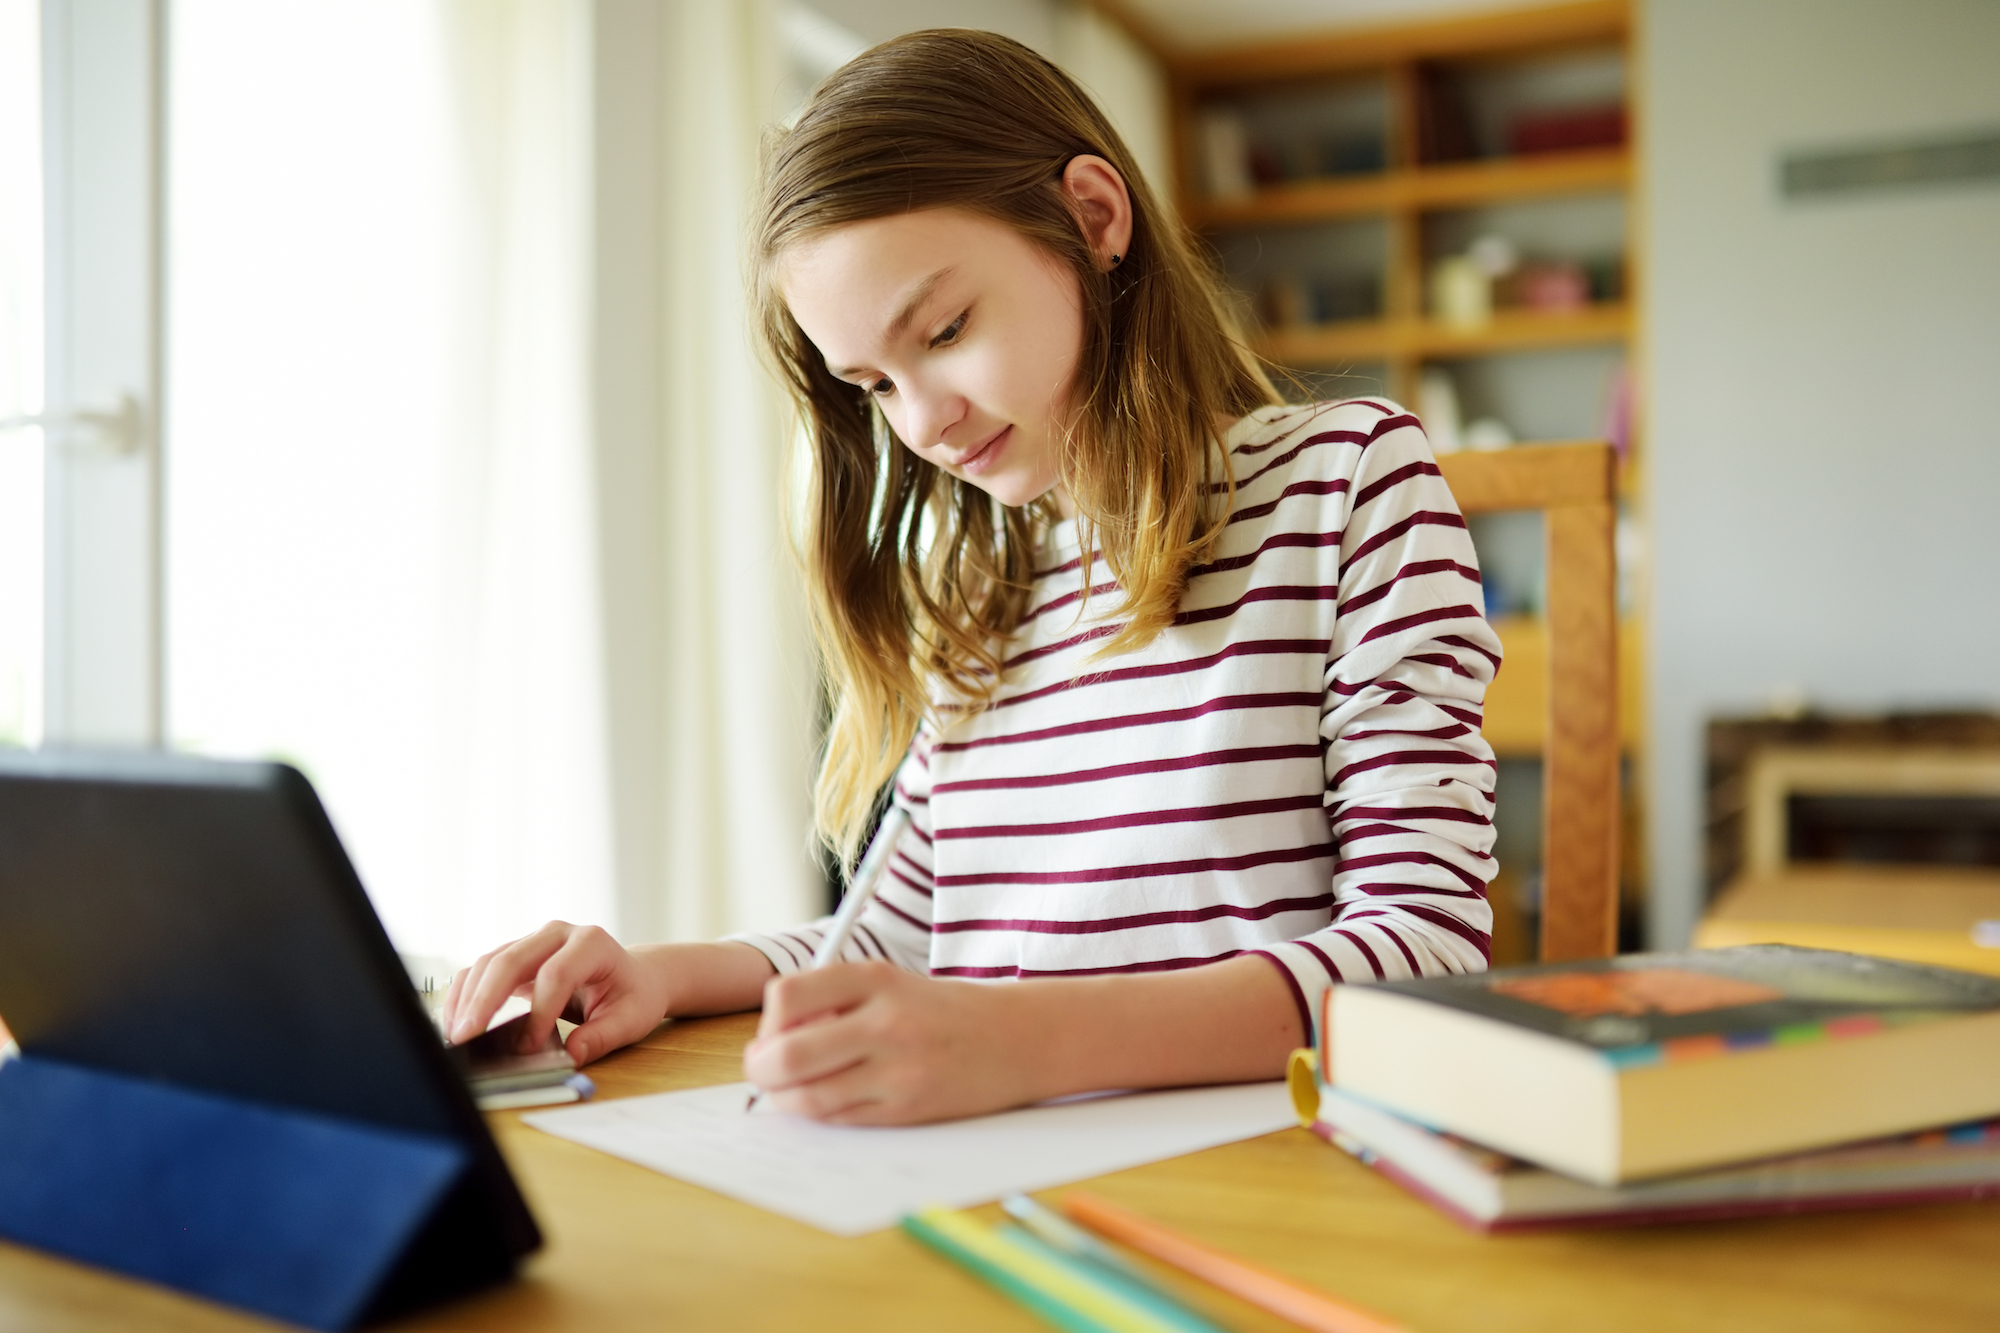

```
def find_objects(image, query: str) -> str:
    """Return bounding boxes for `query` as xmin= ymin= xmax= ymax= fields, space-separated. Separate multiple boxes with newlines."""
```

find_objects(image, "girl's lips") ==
xmin=956 ymin=425 xmax=1010 ymax=476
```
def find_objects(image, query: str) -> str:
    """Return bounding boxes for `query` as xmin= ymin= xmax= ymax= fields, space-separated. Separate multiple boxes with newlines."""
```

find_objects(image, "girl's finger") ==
xmin=438 ymin=965 xmax=471 ymax=1030
xmin=564 ymin=990 xmax=660 ymax=1067
xmin=762 ymin=1051 xmax=883 ymax=1123
xmin=745 ymin=1005 xmax=873 ymax=1092
xmin=446 ymin=951 xmax=503 ymax=1043
xmin=758 ymin=960 xmax=893 ymax=1037
xmin=523 ymin=927 xmax=615 ymax=1052
xmin=444 ymin=955 xmax=493 ymax=1040
xmin=812 ymin=1087 xmax=919 ymax=1126
xmin=451 ymin=923 xmax=569 ymax=1043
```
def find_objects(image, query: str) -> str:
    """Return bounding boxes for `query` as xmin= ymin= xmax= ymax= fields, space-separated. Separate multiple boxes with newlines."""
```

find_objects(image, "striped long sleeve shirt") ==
xmin=732 ymin=399 xmax=1500 ymax=1038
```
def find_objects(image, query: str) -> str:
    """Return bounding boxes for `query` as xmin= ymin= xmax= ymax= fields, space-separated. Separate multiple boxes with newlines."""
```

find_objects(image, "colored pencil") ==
xmin=904 ymin=1206 xmax=1187 ymax=1333
xmin=998 ymin=1225 xmax=1227 ymax=1333
xmin=903 ymin=1211 xmax=1122 ymax=1333
xmin=1003 ymin=1194 xmax=1226 ymax=1332
xmin=1062 ymin=1192 xmax=1407 ymax=1333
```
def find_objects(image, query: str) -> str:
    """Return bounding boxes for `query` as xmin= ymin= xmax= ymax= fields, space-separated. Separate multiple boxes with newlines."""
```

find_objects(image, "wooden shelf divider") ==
xmin=1167 ymin=0 xmax=1629 ymax=87
xmin=1252 ymin=302 xmax=1630 ymax=365
xmin=1191 ymin=147 xmax=1629 ymax=230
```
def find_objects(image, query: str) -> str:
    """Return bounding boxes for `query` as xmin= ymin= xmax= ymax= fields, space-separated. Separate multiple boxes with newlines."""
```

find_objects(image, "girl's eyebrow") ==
xmin=830 ymin=265 xmax=956 ymax=378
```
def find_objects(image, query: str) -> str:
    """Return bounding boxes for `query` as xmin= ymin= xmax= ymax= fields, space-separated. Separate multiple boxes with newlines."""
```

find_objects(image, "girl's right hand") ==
xmin=440 ymin=920 xmax=671 ymax=1067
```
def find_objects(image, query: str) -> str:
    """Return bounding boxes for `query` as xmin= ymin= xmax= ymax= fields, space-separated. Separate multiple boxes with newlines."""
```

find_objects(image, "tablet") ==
xmin=0 ymin=747 xmax=541 ymax=1316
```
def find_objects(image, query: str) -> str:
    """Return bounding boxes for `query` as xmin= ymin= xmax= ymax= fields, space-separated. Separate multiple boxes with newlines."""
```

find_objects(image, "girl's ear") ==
xmin=1060 ymin=154 xmax=1134 ymax=273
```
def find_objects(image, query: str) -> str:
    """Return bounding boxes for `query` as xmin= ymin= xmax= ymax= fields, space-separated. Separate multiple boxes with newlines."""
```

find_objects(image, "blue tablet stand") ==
xmin=0 ymin=1054 xmax=468 ymax=1330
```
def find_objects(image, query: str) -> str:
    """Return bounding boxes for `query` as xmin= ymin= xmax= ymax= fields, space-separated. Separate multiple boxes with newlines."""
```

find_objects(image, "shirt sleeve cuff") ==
xmin=1246 ymin=942 xmax=1335 ymax=1048
xmin=723 ymin=924 xmax=830 ymax=977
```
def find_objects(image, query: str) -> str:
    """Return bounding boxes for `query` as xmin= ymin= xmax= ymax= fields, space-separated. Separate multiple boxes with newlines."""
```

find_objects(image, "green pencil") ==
xmin=995 ymin=1223 xmax=1228 ymax=1333
xmin=902 ymin=1210 xmax=1123 ymax=1333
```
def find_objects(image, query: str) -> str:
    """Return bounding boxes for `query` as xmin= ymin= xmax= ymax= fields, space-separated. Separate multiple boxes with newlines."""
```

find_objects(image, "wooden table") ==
xmin=1698 ymin=864 xmax=2000 ymax=978
xmin=5 ymin=1011 xmax=2000 ymax=1332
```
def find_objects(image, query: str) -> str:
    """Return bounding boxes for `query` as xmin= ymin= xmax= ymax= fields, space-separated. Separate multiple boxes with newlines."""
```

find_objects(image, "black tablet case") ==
xmin=0 ymin=750 xmax=541 ymax=1329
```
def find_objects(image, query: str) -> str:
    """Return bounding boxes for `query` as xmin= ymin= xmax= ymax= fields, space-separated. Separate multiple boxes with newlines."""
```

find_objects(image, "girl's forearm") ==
xmin=636 ymin=940 xmax=778 ymax=1019
xmin=996 ymin=955 xmax=1307 ymax=1103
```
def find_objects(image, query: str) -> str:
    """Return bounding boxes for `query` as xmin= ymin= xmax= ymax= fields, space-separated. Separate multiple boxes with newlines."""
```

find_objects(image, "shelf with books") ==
xmin=1190 ymin=146 xmax=1629 ymax=230
xmin=1169 ymin=0 xmax=1628 ymax=88
xmin=1172 ymin=0 xmax=1634 ymax=400
xmin=1252 ymin=301 xmax=1630 ymax=365
xmin=1166 ymin=0 xmax=1644 ymax=948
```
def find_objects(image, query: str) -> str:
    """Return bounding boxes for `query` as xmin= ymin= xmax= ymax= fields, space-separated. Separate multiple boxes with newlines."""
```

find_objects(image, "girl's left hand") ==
xmin=742 ymin=962 xmax=1032 ymax=1124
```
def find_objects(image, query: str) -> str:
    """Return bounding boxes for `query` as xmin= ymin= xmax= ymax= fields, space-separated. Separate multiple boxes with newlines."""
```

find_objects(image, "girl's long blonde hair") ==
xmin=751 ymin=29 xmax=1278 ymax=863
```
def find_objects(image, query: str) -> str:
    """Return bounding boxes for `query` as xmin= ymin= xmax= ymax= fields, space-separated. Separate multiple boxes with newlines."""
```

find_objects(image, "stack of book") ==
xmin=1294 ymin=944 xmax=2000 ymax=1230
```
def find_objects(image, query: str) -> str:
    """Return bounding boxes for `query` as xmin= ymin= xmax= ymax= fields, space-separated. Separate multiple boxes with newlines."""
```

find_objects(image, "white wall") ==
xmin=801 ymin=1 xmax=1171 ymax=204
xmin=1052 ymin=3 xmax=1171 ymax=206
xmin=808 ymin=0 xmax=1054 ymax=53
xmin=1642 ymin=0 xmax=2000 ymax=946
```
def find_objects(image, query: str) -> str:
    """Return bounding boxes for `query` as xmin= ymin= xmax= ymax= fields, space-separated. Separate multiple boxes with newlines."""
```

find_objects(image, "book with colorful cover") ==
xmin=1294 ymin=1079 xmax=2000 ymax=1231
xmin=1323 ymin=945 xmax=2000 ymax=1185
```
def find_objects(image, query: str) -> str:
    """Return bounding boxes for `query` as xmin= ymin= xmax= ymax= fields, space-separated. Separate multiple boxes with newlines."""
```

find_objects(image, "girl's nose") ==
xmin=900 ymin=386 xmax=968 ymax=459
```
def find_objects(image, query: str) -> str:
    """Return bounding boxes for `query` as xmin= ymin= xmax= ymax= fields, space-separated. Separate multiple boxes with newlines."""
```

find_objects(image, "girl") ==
xmin=441 ymin=29 xmax=1499 ymax=1125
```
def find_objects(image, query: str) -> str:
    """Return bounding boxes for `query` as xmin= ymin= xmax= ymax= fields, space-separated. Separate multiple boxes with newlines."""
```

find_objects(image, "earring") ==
xmin=1111 ymin=253 xmax=1123 ymax=267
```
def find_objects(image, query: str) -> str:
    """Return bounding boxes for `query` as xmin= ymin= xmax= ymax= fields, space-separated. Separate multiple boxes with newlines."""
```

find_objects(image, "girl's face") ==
xmin=779 ymin=207 xmax=1087 ymax=515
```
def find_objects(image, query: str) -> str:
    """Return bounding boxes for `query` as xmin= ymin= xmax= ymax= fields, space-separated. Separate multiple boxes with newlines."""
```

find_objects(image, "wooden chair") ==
xmin=1437 ymin=442 xmax=1620 ymax=961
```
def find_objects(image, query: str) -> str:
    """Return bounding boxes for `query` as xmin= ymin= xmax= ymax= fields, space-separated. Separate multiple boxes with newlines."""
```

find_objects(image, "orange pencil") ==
xmin=1061 ymin=1193 xmax=1406 ymax=1333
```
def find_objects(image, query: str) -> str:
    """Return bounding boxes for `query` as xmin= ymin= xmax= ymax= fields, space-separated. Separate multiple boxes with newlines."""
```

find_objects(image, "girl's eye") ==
xmin=930 ymin=311 xmax=968 ymax=348
xmin=869 ymin=377 xmax=895 ymax=396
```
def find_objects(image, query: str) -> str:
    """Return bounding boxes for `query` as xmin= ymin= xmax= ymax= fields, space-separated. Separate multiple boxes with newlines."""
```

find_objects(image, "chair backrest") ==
xmin=1438 ymin=442 xmax=1620 ymax=961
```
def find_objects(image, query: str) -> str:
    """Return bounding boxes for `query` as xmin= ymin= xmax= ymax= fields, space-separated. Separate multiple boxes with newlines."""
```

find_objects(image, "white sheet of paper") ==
xmin=523 ymin=1080 xmax=1295 ymax=1235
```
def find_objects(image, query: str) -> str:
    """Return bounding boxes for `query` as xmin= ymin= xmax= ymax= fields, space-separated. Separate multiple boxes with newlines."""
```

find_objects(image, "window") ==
xmin=0 ymin=0 xmax=44 ymax=748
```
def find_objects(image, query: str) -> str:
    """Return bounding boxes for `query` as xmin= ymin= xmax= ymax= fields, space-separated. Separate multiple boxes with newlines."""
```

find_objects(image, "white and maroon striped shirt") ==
xmin=733 ymin=399 xmax=1500 ymax=1037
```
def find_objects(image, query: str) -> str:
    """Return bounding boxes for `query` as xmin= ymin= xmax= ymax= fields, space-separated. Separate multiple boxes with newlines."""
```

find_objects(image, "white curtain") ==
xmin=651 ymin=0 xmax=822 ymax=941
xmin=590 ymin=0 xmax=824 ymax=945
xmin=430 ymin=0 xmax=620 ymax=959
xmin=167 ymin=0 xmax=820 ymax=967
xmin=162 ymin=0 xmax=1168 ymax=967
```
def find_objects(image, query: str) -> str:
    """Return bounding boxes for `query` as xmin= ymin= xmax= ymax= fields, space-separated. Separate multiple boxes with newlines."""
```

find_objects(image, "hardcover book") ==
xmin=1323 ymin=945 xmax=2000 ymax=1185
xmin=1303 ymin=1084 xmax=2000 ymax=1230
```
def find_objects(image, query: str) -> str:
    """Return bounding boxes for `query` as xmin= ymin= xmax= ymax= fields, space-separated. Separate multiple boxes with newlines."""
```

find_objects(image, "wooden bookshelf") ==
xmin=1170 ymin=2 xmax=1636 ymax=402
xmin=1188 ymin=145 xmax=1629 ymax=228
xmin=1254 ymin=301 xmax=1630 ymax=364
xmin=1166 ymin=0 xmax=1628 ymax=85
xmin=1159 ymin=0 xmax=1646 ymax=937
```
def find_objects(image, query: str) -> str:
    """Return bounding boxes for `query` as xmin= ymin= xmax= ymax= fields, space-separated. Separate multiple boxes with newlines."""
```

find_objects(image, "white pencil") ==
xmin=746 ymin=804 xmax=914 ymax=1110
xmin=810 ymin=804 xmax=914 ymax=966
